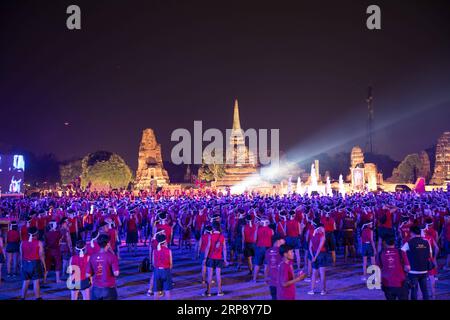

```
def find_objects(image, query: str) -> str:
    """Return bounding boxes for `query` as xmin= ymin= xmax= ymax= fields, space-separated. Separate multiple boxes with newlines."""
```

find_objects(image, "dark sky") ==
xmin=1 ymin=0 xmax=450 ymax=170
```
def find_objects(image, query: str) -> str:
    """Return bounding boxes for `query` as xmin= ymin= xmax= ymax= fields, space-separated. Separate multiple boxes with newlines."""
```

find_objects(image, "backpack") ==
xmin=139 ymin=257 xmax=151 ymax=273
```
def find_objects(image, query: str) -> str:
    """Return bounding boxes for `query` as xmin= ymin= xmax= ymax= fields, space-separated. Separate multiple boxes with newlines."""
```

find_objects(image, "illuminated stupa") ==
xmin=215 ymin=99 xmax=258 ymax=188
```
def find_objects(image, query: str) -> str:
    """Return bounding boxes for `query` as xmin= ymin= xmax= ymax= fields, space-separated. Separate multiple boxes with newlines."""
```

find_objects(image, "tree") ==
xmin=80 ymin=151 xmax=132 ymax=190
xmin=59 ymin=159 xmax=82 ymax=185
xmin=396 ymin=153 xmax=422 ymax=183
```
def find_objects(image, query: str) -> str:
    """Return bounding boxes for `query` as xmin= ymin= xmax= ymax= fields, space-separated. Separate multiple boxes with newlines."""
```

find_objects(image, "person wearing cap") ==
xmin=277 ymin=244 xmax=306 ymax=300
xmin=253 ymin=217 xmax=274 ymax=282
xmin=198 ymin=225 xmax=213 ymax=284
xmin=203 ymin=221 xmax=228 ymax=297
xmin=68 ymin=240 xmax=91 ymax=300
xmin=308 ymin=218 xmax=327 ymax=295
xmin=86 ymin=234 xmax=120 ymax=300
xmin=6 ymin=221 xmax=20 ymax=278
xmin=360 ymin=221 xmax=376 ymax=281
xmin=263 ymin=235 xmax=285 ymax=300
xmin=20 ymin=227 xmax=46 ymax=300
xmin=401 ymin=225 xmax=432 ymax=300
xmin=152 ymin=233 xmax=173 ymax=300
xmin=43 ymin=220 xmax=63 ymax=284
xmin=147 ymin=228 xmax=164 ymax=296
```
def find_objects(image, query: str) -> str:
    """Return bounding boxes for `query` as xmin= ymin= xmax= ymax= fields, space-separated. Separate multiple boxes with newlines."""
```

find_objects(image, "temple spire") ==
xmin=232 ymin=98 xmax=241 ymax=130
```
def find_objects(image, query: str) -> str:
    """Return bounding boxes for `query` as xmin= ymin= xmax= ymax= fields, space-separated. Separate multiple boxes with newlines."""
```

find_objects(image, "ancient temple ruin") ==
xmin=215 ymin=99 xmax=258 ymax=187
xmin=134 ymin=128 xmax=170 ymax=190
xmin=430 ymin=131 xmax=450 ymax=185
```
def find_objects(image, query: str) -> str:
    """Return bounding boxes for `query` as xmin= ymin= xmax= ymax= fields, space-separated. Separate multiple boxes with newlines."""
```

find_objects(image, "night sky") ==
xmin=1 ymin=0 xmax=450 ymax=170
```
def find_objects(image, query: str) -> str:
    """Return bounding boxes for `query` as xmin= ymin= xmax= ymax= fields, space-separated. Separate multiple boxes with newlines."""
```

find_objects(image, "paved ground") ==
xmin=1 ymin=243 xmax=449 ymax=300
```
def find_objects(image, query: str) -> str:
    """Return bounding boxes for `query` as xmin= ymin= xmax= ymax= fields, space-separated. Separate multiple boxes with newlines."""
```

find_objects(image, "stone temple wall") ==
xmin=134 ymin=128 xmax=169 ymax=189
xmin=430 ymin=131 xmax=450 ymax=185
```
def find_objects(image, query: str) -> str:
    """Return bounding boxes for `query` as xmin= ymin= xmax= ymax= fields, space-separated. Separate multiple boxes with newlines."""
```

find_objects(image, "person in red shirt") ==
xmin=82 ymin=207 xmax=95 ymax=241
xmin=126 ymin=211 xmax=139 ymax=256
xmin=44 ymin=221 xmax=63 ymax=283
xmin=178 ymin=209 xmax=193 ymax=251
xmin=154 ymin=212 xmax=173 ymax=246
xmin=242 ymin=215 xmax=256 ymax=274
xmin=197 ymin=226 xmax=213 ymax=284
xmin=20 ymin=227 xmax=46 ymax=300
xmin=67 ymin=210 xmax=79 ymax=248
xmin=377 ymin=205 xmax=396 ymax=252
xmin=86 ymin=234 xmax=120 ymax=300
xmin=253 ymin=218 xmax=274 ymax=282
xmin=6 ymin=221 xmax=20 ymax=277
xmin=277 ymin=244 xmax=306 ymax=300
xmin=263 ymin=235 xmax=285 ymax=300
xmin=321 ymin=211 xmax=336 ymax=266
xmin=398 ymin=215 xmax=413 ymax=245
xmin=361 ymin=222 xmax=376 ymax=281
xmin=286 ymin=211 xmax=302 ymax=271
xmin=152 ymin=233 xmax=173 ymax=300
xmin=193 ymin=210 xmax=208 ymax=254
xmin=20 ymin=218 xmax=32 ymax=241
xmin=308 ymin=218 xmax=328 ymax=295
xmin=302 ymin=217 xmax=315 ymax=281
xmin=378 ymin=237 xmax=408 ymax=300
xmin=203 ymin=222 xmax=228 ymax=297
xmin=60 ymin=218 xmax=73 ymax=278
xmin=68 ymin=240 xmax=91 ymax=300
xmin=341 ymin=210 xmax=356 ymax=263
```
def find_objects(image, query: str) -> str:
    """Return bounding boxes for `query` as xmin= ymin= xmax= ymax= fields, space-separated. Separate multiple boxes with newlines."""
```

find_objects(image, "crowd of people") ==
xmin=0 ymin=188 xmax=449 ymax=300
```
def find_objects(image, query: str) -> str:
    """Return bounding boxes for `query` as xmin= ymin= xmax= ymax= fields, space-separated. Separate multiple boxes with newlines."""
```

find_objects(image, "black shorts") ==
xmin=361 ymin=243 xmax=374 ymax=257
xmin=153 ymin=268 xmax=173 ymax=292
xmin=311 ymin=252 xmax=328 ymax=269
xmin=6 ymin=242 xmax=20 ymax=253
xmin=21 ymin=260 xmax=44 ymax=281
xmin=286 ymin=236 xmax=301 ymax=249
xmin=325 ymin=232 xmax=336 ymax=251
xmin=194 ymin=230 xmax=201 ymax=241
xmin=343 ymin=230 xmax=354 ymax=246
xmin=84 ymin=223 xmax=94 ymax=231
xmin=378 ymin=227 xmax=394 ymax=241
xmin=234 ymin=237 xmax=243 ymax=254
xmin=70 ymin=278 xmax=91 ymax=291
xmin=0 ymin=254 xmax=4 ymax=264
xmin=206 ymin=258 xmax=224 ymax=269
xmin=253 ymin=246 xmax=268 ymax=266
xmin=244 ymin=243 xmax=255 ymax=258
xmin=126 ymin=230 xmax=138 ymax=244
xmin=92 ymin=286 xmax=118 ymax=300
